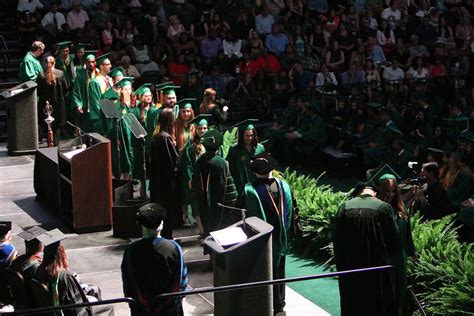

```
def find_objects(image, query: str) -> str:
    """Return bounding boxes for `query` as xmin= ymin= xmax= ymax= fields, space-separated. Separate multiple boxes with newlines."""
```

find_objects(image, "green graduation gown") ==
xmin=180 ymin=140 xmax=205 ymax=209
xmin=334 ymin=195 xmax=402 ymax=316
xmin=84 ymin=75 xmax=111 ymax=134
xmin=109 ymin=102 xmax=135 ymax=177
xmin=243 ymin=178 xmax=294 ymax=264
xmin=226 ymin=143 xmax=265 ymax=196
xmin=191 ymin=152 xmax=238 ymax=236
xmin=19 ymin=51 xmax=43 ymax=82
xmin=131 ymin=105 xmax=148 ymax=180
xmin=71 ymin=68 xmax=95 ymax=129
xmin=55 ymin=55 xmax=76 ymax=88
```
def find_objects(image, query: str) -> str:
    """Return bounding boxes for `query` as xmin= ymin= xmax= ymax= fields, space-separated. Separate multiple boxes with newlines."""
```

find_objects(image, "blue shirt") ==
xmin=370 ymin=45 xmax=386 ymax=64
xmin=265 ymin=33 xmax=289 ymax=56
xmin=0 ymin=242 xmax=15 ymax=268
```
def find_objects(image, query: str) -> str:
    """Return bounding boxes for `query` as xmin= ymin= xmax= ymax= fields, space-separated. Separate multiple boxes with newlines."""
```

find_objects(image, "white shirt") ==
xmin=41 ymin=12 xmax=66 ymax=31
xmin=223 ymin=39 xmax=243 ymax=58
xmin=381 ymin=7 xmax=401 ymax=21
xmin=315 ymin=72 xmax=338 ymax=94
xmin=383 ymin=66 xmax=405 ymax=81
xmin=17 ymin=0 xmax=44 ymax=12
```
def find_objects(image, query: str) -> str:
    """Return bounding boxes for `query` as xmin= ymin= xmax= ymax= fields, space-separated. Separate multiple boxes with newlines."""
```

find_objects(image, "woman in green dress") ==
xmin=180 ymin=115 xmax=210 ymax=235
xmin=378 ymin=174 xmax=416 ymax=315
xmin=226 ymin=119 xmax=265 ymax=197
xmin=132 ymin=83 xmax=153 ymax=198
xmin=113 ymin=77 xmax=136 ymax=180
xmin=175 ymin=98 xmax=196 ymax=154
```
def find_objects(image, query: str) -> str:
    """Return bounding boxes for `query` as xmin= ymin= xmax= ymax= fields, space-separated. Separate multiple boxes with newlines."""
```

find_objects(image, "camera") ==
xmin=408 ymin=162 xmax=425 ymax=186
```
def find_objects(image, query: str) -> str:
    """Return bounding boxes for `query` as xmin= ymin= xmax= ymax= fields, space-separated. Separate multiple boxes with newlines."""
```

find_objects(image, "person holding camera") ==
xmin=413 ymin=162 xmax=455 ymax=220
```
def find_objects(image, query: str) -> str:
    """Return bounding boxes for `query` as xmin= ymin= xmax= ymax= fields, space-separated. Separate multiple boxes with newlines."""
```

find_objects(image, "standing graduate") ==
xmin=73 ymin=43 xmax=89 ymax=70
xmin=72 ymin=50 xmax=98 ymax=131
xmin=36 ymin=56 xmax=69 ymax=144
xmin=84 ymin=53 xmax=113 ymax=134
xmin=54 ymin=41 xmax=76 ymax=126
xmin=149 ymin=107 xmax=181 ymax=239
xmin=108 ymin=67 xmax=124 ymax=85
xmin=180 ymin=114 xmax=211 ymax=235
xmin=132 ymin=83 xmax=153 ymax=198
xmin=333 ymin=169 xmax=403 ymax=316
xmin=241 ymin=153 xmax=297 ymax=314
xmin=18 ymin=41 xmax=45 ymax=82
xmin=115 ymin=77 xmax=136 ymax=180
xmin=145 ymin=83 xmax=180 ymax=153
xmin=175 ymin=98 xmax=196 ymax=153
xmin=226 ymin=119 xmax=265 ymax=197
xmin=378 ymin=171 xmax=416 ymax=315
xmin=199 ymin=88 xmax=228 ymax=131
xmin=121 ymin=204 xmax=188 ymax=316
xmin=191 ymin=129 xmax=238 ymax=237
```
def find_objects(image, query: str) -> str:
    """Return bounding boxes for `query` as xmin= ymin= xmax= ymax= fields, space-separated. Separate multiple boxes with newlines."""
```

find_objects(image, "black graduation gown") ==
xmin=121 ymin=237 xmax=187 ymax=316
xmin=37 ymin=69 xmax=69 ymax=138
xmin=149 ymin=132 xmax=182 ymax=236
xmin=333 ymin=195 xmax=402 ymax=316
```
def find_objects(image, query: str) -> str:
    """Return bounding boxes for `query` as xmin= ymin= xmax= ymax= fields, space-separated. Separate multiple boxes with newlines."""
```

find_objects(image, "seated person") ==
xmin=413 ymin=162 xmax=456 ymax=220
xmin=121 ymin=203 xmax=188 ymax=316
xmin=35 ymin=229 xmax=111 ymax=315
xmin=11 ymin=226 xmax=46 ymax=280
xmin=0 ymin=222 xmax=16 ymax=269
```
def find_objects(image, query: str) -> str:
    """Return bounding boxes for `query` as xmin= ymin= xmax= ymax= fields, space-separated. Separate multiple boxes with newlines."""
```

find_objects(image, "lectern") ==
xmin=58 ymin=133 xmax=112 ymax=232
xmin=0 ymin=81 xmax=38 ymax=155
xmin=204 ymin=217 xmax=274 ymax=316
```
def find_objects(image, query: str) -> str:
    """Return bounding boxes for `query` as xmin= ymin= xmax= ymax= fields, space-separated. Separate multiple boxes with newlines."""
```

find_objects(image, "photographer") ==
xmin=413 ymin=163 xmax=456 ymax=220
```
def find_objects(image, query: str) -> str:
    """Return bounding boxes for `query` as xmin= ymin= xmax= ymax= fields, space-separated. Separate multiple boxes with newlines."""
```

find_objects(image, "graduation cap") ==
xmin=177 ymin=98 xmax=196 ymax=110
xmin=102 ymin=87 xmax=119 ymax=100
xmin=187 ymin=69 xmax=200 ymax=76
xmin=156 ymin=82 xmax=180 ymax=96
xmin=386 ymin=122 xmax=403 ymax=136
xmin=201 ymin=129 xmax=223 ymax=150
xmin=75 ymin=43 xmax=90 ymax=51
xmin=134 ymin=83 xmax=153 ymax=96
xmin=460 ymin=131 xmax=474 ymax=143
xmin=450 ymin=115 xmax=469 ymax=122
xmin=82 ymin=50 xmax=97 ymax=61
xmin=368 ymin=164 xmax=401 ymax=189
xmin=187 ymin=114 xmax=212 ymax=127
xmin=0 ymin=221 xmax=12 ymax=235
xmin=136 ymin=203 xmax=167 ymax=229
xmin=56 ymin=41 xmax=73 ymax=50
xmin=249 ymin=153 xmax=277 ymax=175
xmin=427 ymin=147 xmax=446 ymax=155
xmin=36 ymin=229 xmax=68 ymax=247
xmin=367 ymin=101 xmax=382 ymax=109
xmin=96 ymin=53 xmax=111 ymax=65
xmin=108 ymin=67 xmax=123 ymax=79
xmin=232 ymin=119 xmax=259 ymax=131
xmin=17 ymin=226 xmax=46 ymax=242
xmin=114 ymin=77 xmax=134 ymax=88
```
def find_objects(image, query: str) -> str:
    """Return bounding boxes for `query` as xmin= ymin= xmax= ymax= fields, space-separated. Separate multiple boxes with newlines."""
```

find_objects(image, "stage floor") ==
xmin=0 ymin=143 xmax=332 ymax=315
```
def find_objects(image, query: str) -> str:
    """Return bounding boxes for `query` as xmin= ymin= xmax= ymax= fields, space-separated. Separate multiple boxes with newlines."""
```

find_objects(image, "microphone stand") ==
xmin=66 ymin=121 xmax=86 ymax=148
xmin=217 ymin=203 xmax=247 ymax=232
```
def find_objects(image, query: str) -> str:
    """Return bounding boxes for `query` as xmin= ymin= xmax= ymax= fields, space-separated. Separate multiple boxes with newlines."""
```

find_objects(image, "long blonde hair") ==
xmin=175 ymin=109 xmax=195 ymax=151
xmin=45 ymin=56 xmax=57 ymax=85
xmin=199 ymin=87 xmax=217 ymax=113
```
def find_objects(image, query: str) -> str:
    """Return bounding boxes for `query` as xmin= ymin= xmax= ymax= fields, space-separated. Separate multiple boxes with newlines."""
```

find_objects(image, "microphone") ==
xmin=217 ymin=203 xmax=247 ymax=231
xmin=66 ymin=121 xmax=87 ymax=148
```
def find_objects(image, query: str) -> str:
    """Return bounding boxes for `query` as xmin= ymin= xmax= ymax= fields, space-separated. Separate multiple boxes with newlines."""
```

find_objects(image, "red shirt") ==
xmin=256 ymin=55 xmax=281 ymax=73
xmin=168 ymin=62 xmax=190 ymax=85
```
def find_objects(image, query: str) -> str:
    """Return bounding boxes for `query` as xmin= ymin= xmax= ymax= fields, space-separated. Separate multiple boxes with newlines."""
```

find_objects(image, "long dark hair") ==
xmin=379 ymin=178 xmax=407 ymax=220
xmin=39 ymin=243 xmax=69 ymax=281
xmin=237 ymin=128 xmax=258 ymax=148
xmin=153 ymin=107 xmax=175 ymax=141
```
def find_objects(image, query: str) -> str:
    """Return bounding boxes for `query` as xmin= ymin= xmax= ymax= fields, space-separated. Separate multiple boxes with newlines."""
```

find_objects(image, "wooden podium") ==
xmin=58 ymin=133 xmax=113 ymax=232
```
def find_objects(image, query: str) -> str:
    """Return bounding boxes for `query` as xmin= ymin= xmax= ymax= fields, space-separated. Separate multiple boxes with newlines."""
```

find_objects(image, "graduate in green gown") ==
xmin=132 ymin=83 xmax=153 ymax=198
xmin=191 ymin=129 xmax=238 ymax=237
xmin=108 ymin=67 xmax=124 ymax=85
xmin=55 ymin=41 xmax=77 ymax=125
xmin=377 ymin=169 xmax=416 ymax=315
xmin=146 ymin=82 xmax=180 ymax=153
xmin=19 ymin=41 xmax=45 ymax=82
xmin=175 ymin=98 xmax=196 ymax=153
xmin=84 ymin=53 xmax=113 ymax=134
xmin=226 ymin=119 xmax=265 ymax=197
xmin=71 ymin=51 xmax=98 ymax=131
xmin=109 ymin=77 xmax=136 ymax=180
xmin=180 ymin=114 xmax=211 ymax=236
xmin=73 ymin=43 xmax=89 ymax=70
xmin=334 ymin=177 xmax=402 ymax=316
xmin=241 ymin=153 xmax=296 ymax=314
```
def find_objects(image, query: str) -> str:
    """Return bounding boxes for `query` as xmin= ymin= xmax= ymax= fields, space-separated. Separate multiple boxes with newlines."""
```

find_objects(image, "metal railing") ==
xmin=1 ymin=264 xmax=426 ymax=315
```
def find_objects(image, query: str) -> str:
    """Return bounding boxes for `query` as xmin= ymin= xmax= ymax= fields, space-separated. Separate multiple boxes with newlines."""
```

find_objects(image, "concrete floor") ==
xmin=1 ymin=144 xmax=330 ymax=315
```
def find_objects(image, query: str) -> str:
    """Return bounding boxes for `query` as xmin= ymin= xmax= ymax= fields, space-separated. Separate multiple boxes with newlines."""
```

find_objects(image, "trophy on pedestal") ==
xmin=44 ymin=101 xmax=55 ymax=147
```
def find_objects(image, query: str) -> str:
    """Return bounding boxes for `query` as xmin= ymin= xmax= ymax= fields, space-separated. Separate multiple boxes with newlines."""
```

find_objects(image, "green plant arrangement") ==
xmin=408 ymin=213 xmax=474 ymax=314
xmin=222 ymin=127 xmax=238 ymax=158
xmin=278 ymin=168 xmax=473 ymax=314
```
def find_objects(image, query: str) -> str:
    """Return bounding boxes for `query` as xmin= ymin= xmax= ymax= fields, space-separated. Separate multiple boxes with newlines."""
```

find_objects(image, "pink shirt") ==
xmin=67 ymin=9 xmax=89 ymax=30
